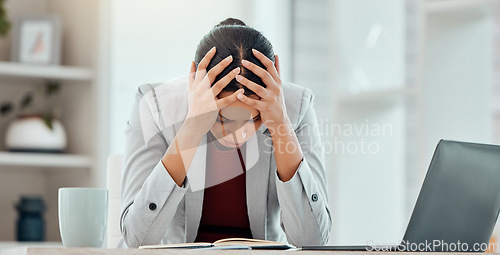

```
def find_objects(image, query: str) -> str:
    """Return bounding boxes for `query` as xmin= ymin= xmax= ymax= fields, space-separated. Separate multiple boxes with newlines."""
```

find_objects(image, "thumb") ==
xmin=188 ymin=61 xmax=196 ymax=91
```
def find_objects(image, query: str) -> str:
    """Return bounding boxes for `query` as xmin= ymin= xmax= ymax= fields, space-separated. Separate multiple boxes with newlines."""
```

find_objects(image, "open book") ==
xmin=138 ymin=238 xmax=295 ymax=250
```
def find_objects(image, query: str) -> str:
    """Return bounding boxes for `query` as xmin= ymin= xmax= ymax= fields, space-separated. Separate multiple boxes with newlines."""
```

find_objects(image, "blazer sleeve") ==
xmin=275 ymin=88 xmax=332 ymax=246
xmin=120 ymin=84 xmax=188 ymax=248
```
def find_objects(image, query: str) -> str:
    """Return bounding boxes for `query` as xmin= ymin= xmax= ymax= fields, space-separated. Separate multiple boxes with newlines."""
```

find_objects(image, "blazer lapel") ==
xmin=184 ymin=134 xmax=207 ymax=242
xmin=246 ymin=125 xmax=272 ymax=240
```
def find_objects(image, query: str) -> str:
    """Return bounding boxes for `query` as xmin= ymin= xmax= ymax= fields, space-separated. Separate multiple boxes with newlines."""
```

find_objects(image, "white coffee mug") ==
xmin=58 ymin=188 xmax=108 ymax=247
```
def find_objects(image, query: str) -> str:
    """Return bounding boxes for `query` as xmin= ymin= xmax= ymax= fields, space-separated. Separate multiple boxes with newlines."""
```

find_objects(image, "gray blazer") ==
xmin=120 ymin=76 xmax=331 ymax=248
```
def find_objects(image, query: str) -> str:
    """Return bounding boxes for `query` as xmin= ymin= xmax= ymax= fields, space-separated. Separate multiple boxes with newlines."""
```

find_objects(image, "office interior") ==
xmin=0 ymin=0 xmax=499 ymax=248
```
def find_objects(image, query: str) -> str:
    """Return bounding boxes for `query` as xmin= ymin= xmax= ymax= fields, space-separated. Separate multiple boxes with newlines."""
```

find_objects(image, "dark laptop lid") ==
xmin=303 ymin=140 xmax=500 ymax=252
xmin=402 ymin=140 xmax=500 ymax=252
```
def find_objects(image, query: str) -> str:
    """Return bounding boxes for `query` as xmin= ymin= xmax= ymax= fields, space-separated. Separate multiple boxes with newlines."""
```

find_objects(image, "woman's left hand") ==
xmin=236 ymin=49 xmax=290 ymax=132
xmin=238 ymin=49 xmax=303 ymax=182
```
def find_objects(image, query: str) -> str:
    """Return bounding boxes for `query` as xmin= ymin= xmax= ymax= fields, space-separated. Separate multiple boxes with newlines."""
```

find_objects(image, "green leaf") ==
xmin=45 ymin=82 xmax=60 ymax=96
xmin=0 ymin=0 xmax=10 ymax=37
xmin=42 ymin=114 xmax=53 ymax=130
xmin=20 ymin=93 xmax=33 ymax=110
xmin=0 ymin=18 xmax=10 ymax=37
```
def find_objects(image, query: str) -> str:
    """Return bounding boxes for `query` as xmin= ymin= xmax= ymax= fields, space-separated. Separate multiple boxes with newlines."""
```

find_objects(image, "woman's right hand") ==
xmin=162 ymin=47 xmax=242 ymax=186
xmin=185 ymin=46 xmax=243 ymax=134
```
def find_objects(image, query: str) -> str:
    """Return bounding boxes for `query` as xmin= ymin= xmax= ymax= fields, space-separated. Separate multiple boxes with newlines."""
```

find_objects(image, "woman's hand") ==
xmin=162 ymin=47 xmax=243 ymax=187
xmin=235 ymin=49 xmax=289 ymax=133
xmin=186 ymin=46 xmax=244 ymax=134
xmin=237 ymin=50 xmax=303 ymax=182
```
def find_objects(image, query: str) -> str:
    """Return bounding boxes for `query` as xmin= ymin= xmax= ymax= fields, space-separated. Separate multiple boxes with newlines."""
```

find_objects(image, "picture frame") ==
xmin=11 ymin=15 xmax=61 ymax=65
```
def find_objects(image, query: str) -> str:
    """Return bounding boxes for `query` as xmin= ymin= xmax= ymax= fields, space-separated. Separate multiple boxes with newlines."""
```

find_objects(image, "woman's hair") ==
xmin=194 ymin=18 xmax=275 ymax=97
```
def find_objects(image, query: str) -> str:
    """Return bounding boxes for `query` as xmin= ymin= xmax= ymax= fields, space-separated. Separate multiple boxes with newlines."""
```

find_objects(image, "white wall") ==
xmin=329 ymin=0 xmax=407 ymax=245
xmin=332 ymin=0 xmax=406 ymax=95
xmin=422 ymin=10 xmax=493 ymax=170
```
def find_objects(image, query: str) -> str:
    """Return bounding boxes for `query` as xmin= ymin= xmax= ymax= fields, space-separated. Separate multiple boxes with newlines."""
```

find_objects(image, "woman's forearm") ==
xmin=268 ymin=119 xmax=304 ymax=182
xmin=162 ymin=120 xmax=205 ymax=187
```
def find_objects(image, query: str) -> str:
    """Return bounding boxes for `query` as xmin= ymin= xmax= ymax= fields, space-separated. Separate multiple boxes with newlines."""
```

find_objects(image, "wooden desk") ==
xmin=0 ymin=247 xmax=482 ymax=255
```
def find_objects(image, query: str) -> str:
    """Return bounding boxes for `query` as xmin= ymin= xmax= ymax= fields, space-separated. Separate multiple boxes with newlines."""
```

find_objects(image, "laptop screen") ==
xmin=402 ymin=140 xmax=500 ymax=252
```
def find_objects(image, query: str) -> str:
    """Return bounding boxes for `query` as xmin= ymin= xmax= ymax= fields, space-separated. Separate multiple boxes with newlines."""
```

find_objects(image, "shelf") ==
xmin=0 ymin=242 xmax=61 ymax=249
xmin=338 ymin=88 xmax=416 ymax=106
xmin=0 ymin=61 xmax=93 ymax=81
xmin=0 ymin=152 xmax=93 ymax=168
xmin=425 ymin=0 xmax=499 ymax=13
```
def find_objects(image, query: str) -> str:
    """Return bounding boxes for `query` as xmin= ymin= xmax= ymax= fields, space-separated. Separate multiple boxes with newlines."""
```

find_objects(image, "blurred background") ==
xmin=0 ymin=0 xmax=499 ymax=247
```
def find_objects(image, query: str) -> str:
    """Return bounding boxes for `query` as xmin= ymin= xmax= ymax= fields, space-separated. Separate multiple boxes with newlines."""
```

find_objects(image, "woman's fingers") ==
xmin=275 ymin=54 xmax=281 ymax=77
xmin=235 ymin=74 xmax=268 ymax=99
xmin=198 ymin=46 xmax=216 ymax=71
xmin=216 ymin=89 xmax=244 ymax=109
xmin=188 ymin=61 xmax=196 ymax=91
xmin=237 ymin=93 xmax=265 ymax=110
xmin=194 ymin=46 xmax=216 ymax=84
xmin=241 ymin=59 xmax=276 ymax=90
xmin=252 ymin=49 xmax=280 ymax=82
xmin=205 ymin=55 xmax=233 ymax=85
xmin=212 ymin=67 xmax=240 ymax=96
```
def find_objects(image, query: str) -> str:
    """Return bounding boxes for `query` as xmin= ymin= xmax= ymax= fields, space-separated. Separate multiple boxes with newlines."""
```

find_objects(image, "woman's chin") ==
xmin=221 ymin=139 xmax=240 ymax=148
xmin=217 ymin=137 xmax=247 ymax=148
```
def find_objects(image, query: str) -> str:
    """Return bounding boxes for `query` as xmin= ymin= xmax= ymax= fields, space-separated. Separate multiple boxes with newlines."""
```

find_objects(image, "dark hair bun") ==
xmin=196 ymin=18 xmax=274 ymax=97
xmin=215 ymin=18 xmax=246 ymax=27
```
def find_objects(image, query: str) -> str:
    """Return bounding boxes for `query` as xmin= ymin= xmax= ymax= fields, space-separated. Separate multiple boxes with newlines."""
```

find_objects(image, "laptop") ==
xmin=303 ymin=140 xmax=500 ymax=252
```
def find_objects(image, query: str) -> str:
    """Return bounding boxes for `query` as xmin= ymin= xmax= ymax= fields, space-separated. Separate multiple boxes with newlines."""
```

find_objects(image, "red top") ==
xmin=194 ymin=133 xmax=253 ymax=242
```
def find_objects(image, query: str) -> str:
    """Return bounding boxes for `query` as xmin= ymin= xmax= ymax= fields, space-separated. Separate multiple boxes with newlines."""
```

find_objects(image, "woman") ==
xmin=120 ymin=18 xmax=331 ymax=248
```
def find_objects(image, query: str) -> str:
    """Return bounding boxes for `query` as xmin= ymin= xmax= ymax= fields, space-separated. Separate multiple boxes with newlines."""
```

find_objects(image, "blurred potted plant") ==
xmin=0 ymin=0 xmax=11 ymax=37
xmin=1 ymin=81 xmax=67 ymax=153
